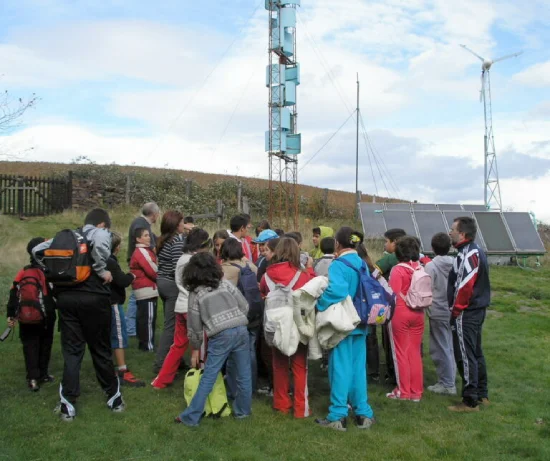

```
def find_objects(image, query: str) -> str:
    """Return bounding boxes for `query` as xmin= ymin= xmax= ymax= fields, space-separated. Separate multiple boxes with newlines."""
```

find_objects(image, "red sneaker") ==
xmin=118 ymin=369 xmax=145 ymax=387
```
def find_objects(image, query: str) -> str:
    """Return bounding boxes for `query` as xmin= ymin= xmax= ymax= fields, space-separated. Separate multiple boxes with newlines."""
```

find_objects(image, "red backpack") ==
xmin=15 ymin=268 xmax=48 ymax=324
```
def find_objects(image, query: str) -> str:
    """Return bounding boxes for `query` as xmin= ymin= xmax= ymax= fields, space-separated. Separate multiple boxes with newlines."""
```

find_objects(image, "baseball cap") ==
xmin=253 ymin=229 xmax=278 ymax=243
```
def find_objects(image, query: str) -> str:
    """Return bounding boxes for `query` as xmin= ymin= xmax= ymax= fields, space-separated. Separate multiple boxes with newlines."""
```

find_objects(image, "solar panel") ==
xmin=443 ymin=211 xmax=487 ymax=251
xmin=462 ymin=204 xmax=488 ymax=212
xmin=503 ymin=212 xmax=546 ymax=254
xmin=385 ymin=203 xmax=411 ymax=211
xmin=413 ymin=211 xmax=448 ymax=253
xmin=359 ymin=203 xmax=386 ymax=238
xmin=383 ymin=210 xmax=418 ymax=237
xmin=473 ymin=212 xmax=515 ymax=253
xmin=438 ymin=204 xmax=464 ymax=211
xmin=412 ymin=203 xmax=438 ymax=211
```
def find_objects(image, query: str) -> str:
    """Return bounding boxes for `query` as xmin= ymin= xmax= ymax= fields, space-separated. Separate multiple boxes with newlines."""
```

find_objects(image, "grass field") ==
xmin=0 ymin=210 xmax=549 ymax=461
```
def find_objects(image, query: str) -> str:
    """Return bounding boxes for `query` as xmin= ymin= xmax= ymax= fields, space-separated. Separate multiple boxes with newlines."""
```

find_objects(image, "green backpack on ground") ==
xmin=183 ymin=369 xmax=231 ymax=418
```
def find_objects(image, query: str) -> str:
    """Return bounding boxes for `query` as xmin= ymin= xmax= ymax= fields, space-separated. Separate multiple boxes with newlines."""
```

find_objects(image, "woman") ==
xmin=152 ymin=228 xmax=211 ymax=388
xmin=213 ymin=230 xmax=229 ymax=264
xmin=315 ymin=227 xmax=375 ymax=432
xmin=259 ymin=238 xmax=314 ymax=418
xmin=387 ymin=236 xmax=424 ymax=402
xmin=153 ymin=211 xmax=186 ymax=374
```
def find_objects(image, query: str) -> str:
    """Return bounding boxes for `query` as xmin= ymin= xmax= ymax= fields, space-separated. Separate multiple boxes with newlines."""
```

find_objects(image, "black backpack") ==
xmin=231 ymin=263 xmax=264 ymax=328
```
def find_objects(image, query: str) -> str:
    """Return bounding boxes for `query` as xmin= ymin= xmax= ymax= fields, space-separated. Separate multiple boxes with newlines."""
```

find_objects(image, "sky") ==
xmin=1 ymin=0 xmax=550 ymax=222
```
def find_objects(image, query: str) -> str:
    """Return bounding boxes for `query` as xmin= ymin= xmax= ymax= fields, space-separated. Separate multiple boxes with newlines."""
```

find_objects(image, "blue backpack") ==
xmin=231 ymin=263 xmax=265 ymax=328
xmin=335 ymin=258 xmax=393 ymax=325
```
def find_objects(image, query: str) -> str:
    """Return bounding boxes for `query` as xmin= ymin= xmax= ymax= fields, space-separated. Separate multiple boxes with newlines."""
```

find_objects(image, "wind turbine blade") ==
xmin=492 ymin=51 xmax=523 ymax=64
xmin=460 ymin=44 xmax=484 ymax=62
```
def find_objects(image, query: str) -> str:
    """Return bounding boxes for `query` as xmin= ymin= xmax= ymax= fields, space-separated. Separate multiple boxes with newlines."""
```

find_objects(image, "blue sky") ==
xmin=1 ymin=0 xmax=550 ymax=221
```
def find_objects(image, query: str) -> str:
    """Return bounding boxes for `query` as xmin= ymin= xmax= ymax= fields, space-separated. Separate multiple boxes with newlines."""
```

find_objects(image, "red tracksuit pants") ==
xmin=272 ymin=343 xmax=309 ymax=418
xmin=388 ymin=305 xmax=425 ymax=400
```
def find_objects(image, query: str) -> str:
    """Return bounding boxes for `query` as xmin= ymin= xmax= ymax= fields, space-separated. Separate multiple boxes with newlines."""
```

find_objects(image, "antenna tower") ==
xmin=460 ymin=44 xmax=522 ymax=211
xmin=266 ymin=0 xmax=301 ymax=229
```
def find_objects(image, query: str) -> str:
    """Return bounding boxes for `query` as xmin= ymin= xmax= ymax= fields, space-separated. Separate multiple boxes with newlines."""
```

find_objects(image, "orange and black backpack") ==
xmin=43 ymin=229 xmax=92 ymax=286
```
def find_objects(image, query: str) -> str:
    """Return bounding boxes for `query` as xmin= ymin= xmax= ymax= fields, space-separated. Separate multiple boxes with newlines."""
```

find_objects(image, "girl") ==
xmin=315 ymin=227 xmax=375 ymax=432
xmin=152 ymin=228 xmax=211 ymax=389
xmin=259 ymin=238 xmax=314 ymax=418
xmin=213 ymin=230 xmax=229 ymax=265
xmin=153 ymin=211 xmax=186 ymax=373
xmin=175 ymin=252 xmax=251 ymax=427
xmin=387 ymin=236 xmax=425 ymax=402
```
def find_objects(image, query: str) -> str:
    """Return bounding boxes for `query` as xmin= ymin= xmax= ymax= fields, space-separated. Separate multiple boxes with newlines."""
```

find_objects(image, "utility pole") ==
xmin=355 ymin=73 xmax=360 ymax=203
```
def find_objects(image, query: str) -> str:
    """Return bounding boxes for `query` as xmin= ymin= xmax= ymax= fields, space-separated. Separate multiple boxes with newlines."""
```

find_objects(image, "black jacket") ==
xmin=107 ymin=255 xmax=134 ymax=305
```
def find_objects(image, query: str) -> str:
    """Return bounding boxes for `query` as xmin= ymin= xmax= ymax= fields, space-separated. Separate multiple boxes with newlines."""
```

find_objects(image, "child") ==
xmin=387 ymin=236 xmax=425 ymax=402
xmin=313 ymin=237 xmax=336 ymax=277
xmin=285 ymin=232 xmax=311 ymax=269
xmin=425 ymin=233 xmax=456 ymax=395
xmin=309 ymin=226 xmax=335 ymax=260
xmin=259 ymin=238 xmax=315 ymax=418
xmin=240 ymin=213 xmax=258 ymax=262
xmin=130 ymin=228 xmax=158 ymax=351
xmin=228 ymin=215 xmax=254 ymax=262
xmin=252 ymin=229 xmax=279 ymax=283
xmin=175 ymin=252 xmax=251 ymax=427
xmin=255 ymin=220 xmax=271 ymax=238
xmin=213 ymin=230 xmax=229 ymax=264
xmin=6 ymin=237 xmax=56 ymax=392
xmin=107 ymin=233 xmax=145 ymax=386
xmin=370 ymin=228 xmax=406 ymax=384
xmin=183 ymin=216 xmax=195 ymax=236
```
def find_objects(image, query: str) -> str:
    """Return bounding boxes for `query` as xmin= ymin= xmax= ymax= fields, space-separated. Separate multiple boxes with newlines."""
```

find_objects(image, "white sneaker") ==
xmin=427 ymin=383 xmax=457 ymax=395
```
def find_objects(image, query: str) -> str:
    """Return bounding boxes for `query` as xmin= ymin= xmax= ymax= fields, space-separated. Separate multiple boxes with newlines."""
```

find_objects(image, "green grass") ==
xmin=0 ymin=211 xmax=549 ymax=460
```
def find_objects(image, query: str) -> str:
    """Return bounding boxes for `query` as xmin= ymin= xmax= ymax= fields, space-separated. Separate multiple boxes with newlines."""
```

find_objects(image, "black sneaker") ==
xmin=315 ymin=417 xmax=347 ymax=432
xmin=355 ymin=415 xmax=375 ymax=429
xmin=28 ymin=379 xmax=39 ymax=392
xmin=39 ymin=374 xmax=55 ymax=384
xmin=54 ymin=402 xmax=75 ymax=422
xmin=108 ymin=395 xmax=125 ymax=413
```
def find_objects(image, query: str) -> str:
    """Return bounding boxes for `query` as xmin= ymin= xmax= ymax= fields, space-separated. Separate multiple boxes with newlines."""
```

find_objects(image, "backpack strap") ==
xmin=287 ymin=270 xmax=302 ymax=290
xmin=264 ymin=274 xmax=276 ymax=292
xmin=334 ymin=257 xmax=366 ymax=274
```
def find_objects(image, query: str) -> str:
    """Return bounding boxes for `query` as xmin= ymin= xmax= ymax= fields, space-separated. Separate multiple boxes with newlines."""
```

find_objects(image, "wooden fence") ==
xmin=0 ymin=173 xmax=72 ymax=216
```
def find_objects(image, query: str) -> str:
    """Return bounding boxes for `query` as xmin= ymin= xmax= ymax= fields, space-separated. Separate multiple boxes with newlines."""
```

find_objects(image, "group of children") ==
xmin=6 ymin=206 xmax=490 ymax=426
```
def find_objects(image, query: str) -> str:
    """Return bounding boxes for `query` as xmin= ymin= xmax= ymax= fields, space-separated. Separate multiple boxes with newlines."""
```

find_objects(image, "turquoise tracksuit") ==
xmin=317 ymin=251 xmax=374 ymax=421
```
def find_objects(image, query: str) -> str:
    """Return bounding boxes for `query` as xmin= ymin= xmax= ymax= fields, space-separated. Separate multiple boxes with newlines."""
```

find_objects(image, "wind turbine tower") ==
xmin=460 ymin=44 xmax=522 ymax=211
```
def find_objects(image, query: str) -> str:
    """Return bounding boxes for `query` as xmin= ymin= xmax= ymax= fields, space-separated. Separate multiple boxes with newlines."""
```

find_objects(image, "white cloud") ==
xmin=513 ymin=60 xmax=550 ymax=87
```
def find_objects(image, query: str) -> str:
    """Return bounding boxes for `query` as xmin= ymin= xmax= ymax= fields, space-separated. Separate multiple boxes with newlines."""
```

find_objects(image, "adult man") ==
xmin=228 ymin=214 xmax=253 ymax=261
xmin=447 ymin=216 xmax=491 ymax=412
xmin=33 ymin=208 xmax=122 ymax=421
xmin=126 ymin=202 xmax=160 ymax=336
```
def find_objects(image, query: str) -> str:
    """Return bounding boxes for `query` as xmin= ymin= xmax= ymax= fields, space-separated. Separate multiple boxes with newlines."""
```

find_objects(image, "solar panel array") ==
xmin=359 ymin=202 xmax=546 ymax=256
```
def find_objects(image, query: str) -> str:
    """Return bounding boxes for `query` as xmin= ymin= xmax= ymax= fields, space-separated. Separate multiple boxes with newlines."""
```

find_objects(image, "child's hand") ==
xmin=191 ymin=350 xmax=200 ymax=369
xmin=7 ymin=317 xmax=16 ymax=328
xmin=306 ymin=257 xmax=314 ymax=269
xmin=101 ymin=271 xmax=113 ymax=284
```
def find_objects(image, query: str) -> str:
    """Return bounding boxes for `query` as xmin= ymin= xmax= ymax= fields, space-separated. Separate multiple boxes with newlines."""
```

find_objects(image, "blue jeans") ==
xmin=179 ymin=326 xmax=251 ymax=426
xmin=226 ymin=327 xmax=259 ymax=398
xmin=126 ymin=292 xmax=137 ymax=336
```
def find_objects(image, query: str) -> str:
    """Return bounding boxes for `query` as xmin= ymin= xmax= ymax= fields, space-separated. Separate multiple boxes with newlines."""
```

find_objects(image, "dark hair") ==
xmin=111 ymin=232 xmax=122 ymax=252
xmin=241 ymin=213 xmax=251 ymax=224
xmin=312 ymin=227 xmax=321 ymax=235
xmin=320 ymin=237 xmax=335 ymax=255
xmin=266 ymin=238 xmax=280 ymax=252
xmin=134 ymin=227 xmax=149 ymax=240
xmin=335 ymin=227 xmax=363 ymax=249
xmin=384 ymin=228 xmax=406 ymax=242
xmin=230 ymin=215 xmax=248 ymax=233
xmin=84 ymin=208 xmax=111 ymax=228
xmin=255 ymin=220 xmax=271 ymax=237
xmin=431 ymin=232 xmax=451 ymax=256
xmin=157 ymin=210 xmax=183 ymax=253
xmin=395 ymin=236 xmax=420 ymax=262
xmin=454 ymin=217 xmax=477 ymax=240
xmin=184 ymin=228 xmax=211 ymax=253
xmin=220 ymin=238 xmax=244 ymax=261
xmin=274 ymin=228 xmax=285 ymax=237
xmin=184 ymin=216 xmax=194 ymax=224
xmin=271 ymin=237 xmax=300 ymax=269
xmin=285 ymin=232 xmax=303 ymax=245
xmin=182 ymin=252 xmax=223 ymax=292
xmin=27 ymin=237 xmax=45 ymax=261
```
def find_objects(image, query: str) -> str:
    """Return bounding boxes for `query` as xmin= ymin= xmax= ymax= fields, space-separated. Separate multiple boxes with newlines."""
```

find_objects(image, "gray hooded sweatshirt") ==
xmin=425 ymin=256 xmax=454 ymax=321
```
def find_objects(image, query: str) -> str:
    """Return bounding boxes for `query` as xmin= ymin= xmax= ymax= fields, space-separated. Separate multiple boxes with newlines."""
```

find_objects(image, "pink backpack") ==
xmin=397 ymin=263 xmax=432 ymax=309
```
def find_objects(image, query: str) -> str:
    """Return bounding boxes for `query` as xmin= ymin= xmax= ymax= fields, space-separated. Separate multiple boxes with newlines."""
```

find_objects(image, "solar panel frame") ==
xmin=412 ymin=203 xmax=438 ymax=211
xmin=443 ymin=211 xmax=487 ymax=251
xmin=385 ymin=203 xmax=411 ymax=211
xmin=383 ymin=210 xmax=419 ymax=238
xmin=438 ymin=204 xmax=464 ymax=211
xmin=502 ymin=212 xmax=546 ymax=254
xmin=413 ymin=211 xmax=449 ymax=254
xmin=359 ymin=203 xmax=386 ymax=238
xmin=473 ymin=212 xmax=515 ymax=254
xmin=462 ymin=204 xmax=488 ymax=212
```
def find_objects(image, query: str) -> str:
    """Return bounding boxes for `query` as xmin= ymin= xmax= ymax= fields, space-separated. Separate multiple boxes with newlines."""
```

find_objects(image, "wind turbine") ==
xmin=460 ymin=44 xmax=523 ymax=211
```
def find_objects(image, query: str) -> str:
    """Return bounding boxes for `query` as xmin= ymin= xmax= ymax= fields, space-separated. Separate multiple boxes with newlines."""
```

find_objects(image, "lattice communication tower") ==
xmin=265 ymin=0 xmax=301 ymax=229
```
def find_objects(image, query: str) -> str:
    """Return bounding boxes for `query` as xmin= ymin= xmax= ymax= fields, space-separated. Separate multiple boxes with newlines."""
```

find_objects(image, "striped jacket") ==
xmin=130 ymin=244 xmax=159 ymax=300
xmin=447 ymin=240 xmax=491 ymax=317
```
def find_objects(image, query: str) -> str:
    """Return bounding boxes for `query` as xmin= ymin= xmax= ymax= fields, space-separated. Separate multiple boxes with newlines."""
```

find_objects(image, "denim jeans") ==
xmin=125 ymin=292 xmax=137 ymax=337
xmin=226 ymin=326 xmax=259 ymax=398
xmin=179 ymin=326 xmax=251 ymax=426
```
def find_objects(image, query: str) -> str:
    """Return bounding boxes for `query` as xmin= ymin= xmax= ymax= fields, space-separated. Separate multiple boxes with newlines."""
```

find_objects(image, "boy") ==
xmin=130 ymin=228 xmax=159 ymax=352
xmin=228 ymin=215 xmax=254 ymax=261
xmin=108 ymin=233 xmax=145 ymax=386
xmin=370 ymin=228 xmax=407 ymax=384
xmin=6 ymin=237 xmax=56 ymax=392
xmin=285 ymin=232 xmax=311 ymax=268
xmin=313 ymin=237 xmax=336 ymax=277
xmin=309 ymin=226 xmax=335 ymax=260
xmin=183 ymin=216 xmax=195 ymax=236
xmin=425 ymin=232 xmax=456 ymax=395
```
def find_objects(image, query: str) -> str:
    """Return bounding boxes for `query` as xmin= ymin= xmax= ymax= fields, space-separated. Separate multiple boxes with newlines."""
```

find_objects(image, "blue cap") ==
xmin=253 ymin=229 xmax=278 ymax=243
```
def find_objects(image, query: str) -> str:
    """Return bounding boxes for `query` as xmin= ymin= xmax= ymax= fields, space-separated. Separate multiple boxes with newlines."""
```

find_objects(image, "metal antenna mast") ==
xmin=266 ymin=0 xmax=301 ymax=230
xmin=460 ymin=44 xmax=522 ymax=211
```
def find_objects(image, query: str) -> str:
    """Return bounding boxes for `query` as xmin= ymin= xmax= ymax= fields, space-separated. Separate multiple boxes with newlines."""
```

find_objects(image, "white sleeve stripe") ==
xmin=458 ymin=266 xmax=478 ymax=290
xmin=139 ymin=248 xmax=158 ymax=272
